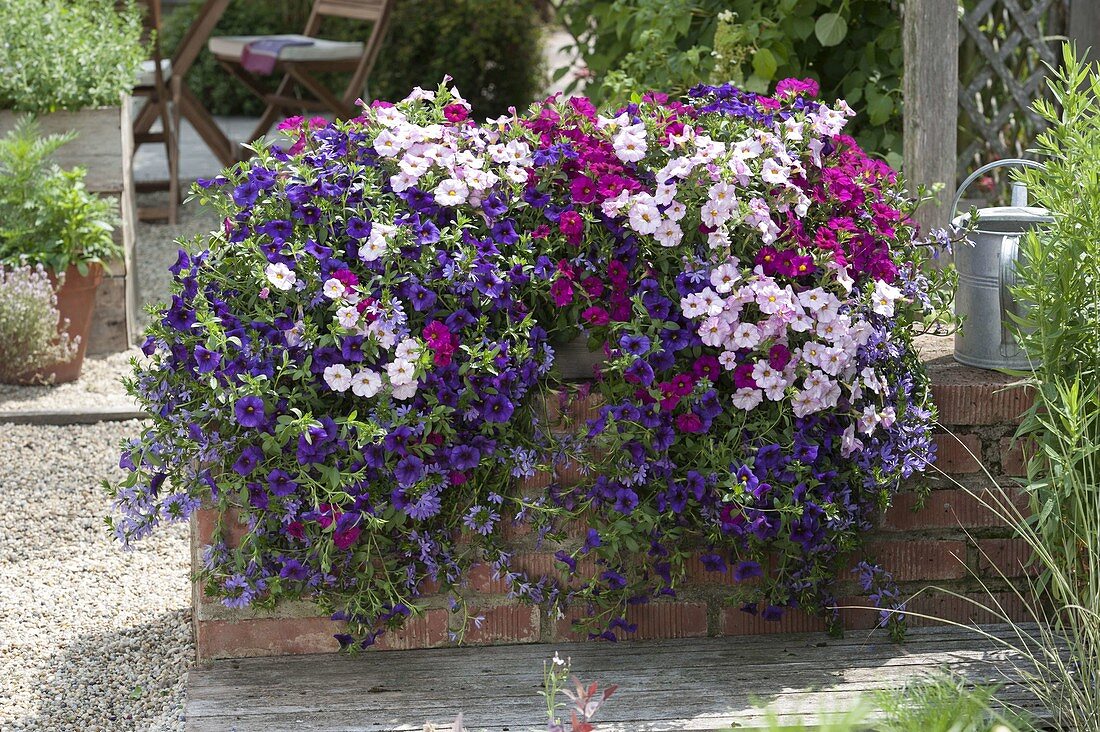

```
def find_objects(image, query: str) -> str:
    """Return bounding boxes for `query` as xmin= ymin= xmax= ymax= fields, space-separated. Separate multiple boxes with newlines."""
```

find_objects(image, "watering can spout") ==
xmin=1009 ymin=181 xmax=1029 ymax=207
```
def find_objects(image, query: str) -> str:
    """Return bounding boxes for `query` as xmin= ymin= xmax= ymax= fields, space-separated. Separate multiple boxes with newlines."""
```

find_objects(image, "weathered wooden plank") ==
xmin=186 ymin=639 xmax=1023 ymax=695
xmin=185 ymin=625 xmax=1042 ymax=731
xmin=0 ymin=407 xmax=144 ymax=425
xmin=1069 ymin=0 xmax=1100 ymax=67
xmin=903 ymin=0 xmax=960 ymax=235
xmin=0 ymin=106 xmax=124 ymax=194
xmin=185 ymin=683 xmax=1042 ymax=732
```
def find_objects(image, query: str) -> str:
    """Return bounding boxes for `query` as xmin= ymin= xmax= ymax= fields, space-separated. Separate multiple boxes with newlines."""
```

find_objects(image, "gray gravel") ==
xmin=134 ymin=191 xmax=220 ymax=332
xmin=0 ymin=421 xmax=191 ymax=731
xmin=0 ymin=350 xmax=144 ymax=414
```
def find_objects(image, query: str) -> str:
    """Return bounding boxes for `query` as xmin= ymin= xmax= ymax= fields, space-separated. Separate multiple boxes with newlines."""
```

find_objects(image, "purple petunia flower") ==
xmin=234 ymin=396 xmax=266 ymax=428
xmin=232 ymin=445 xmax=264 ymax=476
xmin=733 ymin=561 xmax=763 ymax=582
xmin=482 ymin=394 xmax=515 ymax=423
xmin=394 ymin=455 xmax=425 ymax=487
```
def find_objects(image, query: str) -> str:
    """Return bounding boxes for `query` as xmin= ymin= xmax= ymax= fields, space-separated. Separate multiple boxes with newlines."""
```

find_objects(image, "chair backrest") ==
xmin=303 ymin=0 xmax=395 ymax=105
xmin=130 ymin=0 xmax=167 ymax=90
xmin=309 ymin=0 xmax=391 ymax=22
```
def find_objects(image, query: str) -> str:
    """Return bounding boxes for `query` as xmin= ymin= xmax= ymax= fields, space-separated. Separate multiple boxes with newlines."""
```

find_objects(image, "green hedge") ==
xmin=162 ymin=0 xmax=544 ymax=119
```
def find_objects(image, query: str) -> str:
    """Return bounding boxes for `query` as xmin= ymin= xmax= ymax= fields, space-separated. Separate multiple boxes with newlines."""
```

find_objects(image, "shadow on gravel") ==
xmin=18 ymin=609 xmax=193 ymax=731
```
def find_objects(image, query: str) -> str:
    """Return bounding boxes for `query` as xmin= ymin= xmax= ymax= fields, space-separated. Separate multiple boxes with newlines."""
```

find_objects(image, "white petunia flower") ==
xmin=872 ymin=279 xmax=903 ymax=317
xmin=395 ymin=338 xmax=421 ymax=360
xmin=265 ymin=262 xmax=296 ymax=291
xmin=386 ymin=358 xmax=416 ymax=386
xmin=322 ymin=278 xmax=346 ymax=300
xmin=323 ymin=364 xmax=353 ymax=392
xmin=434 ymin=178 xmax=469 ymax=206
xmin=336 ymin=305 xmax=360 ymax=329
xmin=351 ymin=368 xmax=383 ymax=398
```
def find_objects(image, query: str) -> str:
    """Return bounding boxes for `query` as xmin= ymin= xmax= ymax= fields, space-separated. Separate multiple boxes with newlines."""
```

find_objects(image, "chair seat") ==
xmin=136 ymin=58 xmax=172 ymax=87
xmin=208 ymin=34 xmax=364 ymax=63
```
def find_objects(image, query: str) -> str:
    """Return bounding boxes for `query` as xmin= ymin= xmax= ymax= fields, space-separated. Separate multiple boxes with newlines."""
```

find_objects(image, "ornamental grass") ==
xmin=108 ymin=78 xmax=951 ymax=645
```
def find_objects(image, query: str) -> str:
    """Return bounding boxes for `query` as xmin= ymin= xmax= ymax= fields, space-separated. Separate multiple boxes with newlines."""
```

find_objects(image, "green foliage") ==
xmin=162 ymin=0 xmax=544 ymax=120
xmin=749 ymin=673 xmax=1022 ymax=731
xmin=554 ymin=0 xmax=903 ymax=165
xmin=0 ymin=264 xmax=78 ymax=383
xmin=999 ymin=45 xmax=1100 ymax=729
xmin=0 ymin=116 xmax=120 ymax=274
xmin=369 ymin=0 xmax=545 ymax=119
xmin=0 ymin=0 xmax=145 ymax=112
xmin=873 ymin=672 xmax=1026 ymax=732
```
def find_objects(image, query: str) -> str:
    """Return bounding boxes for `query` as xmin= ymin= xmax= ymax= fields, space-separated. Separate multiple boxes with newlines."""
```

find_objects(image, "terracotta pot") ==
xmin=30 ymin=263 xmax=103 ymax=384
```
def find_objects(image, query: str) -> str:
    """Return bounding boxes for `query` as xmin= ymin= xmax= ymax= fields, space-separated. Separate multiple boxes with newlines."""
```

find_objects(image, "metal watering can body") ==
xmin=951 ymin=159 xmax=1052 ymax=371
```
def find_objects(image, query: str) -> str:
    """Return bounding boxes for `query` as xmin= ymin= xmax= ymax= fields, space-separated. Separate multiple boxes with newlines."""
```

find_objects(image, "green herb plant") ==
xmin=0 ymin=116 xmax=120 ymax=275
xmin=0 ymin=0 xmax=145 ymax=113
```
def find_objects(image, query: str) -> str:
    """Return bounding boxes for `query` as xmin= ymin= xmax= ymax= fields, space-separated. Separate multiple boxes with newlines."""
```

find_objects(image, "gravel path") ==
xmin=0 ymin=421 xmax=191 ymax=731
xmin=134 ymin=191 xmax=220 ymax=333
xmin=0 ymin=350 xmax=144 ymax=414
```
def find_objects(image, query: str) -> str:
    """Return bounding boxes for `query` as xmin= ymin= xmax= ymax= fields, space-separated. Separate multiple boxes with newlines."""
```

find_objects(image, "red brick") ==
xmin=931 ymin=380 xmax=1031 ymax=426
xmin=684 ymin=552 xmax=770 ymax=587
xmin=555 ymin=602 xmax=708 ymax=641
xmin=544 ymin=388 xmax=604 ymax=430
xmin=861 ymin=540 xmax=967 ymax=581
xmin=905 ymin=591 xmax=1032 ymax=626
xmin=720 ymin=606 xmax=828 ymax=635
xmin=880 ymin=488 xmax=1022 ymax=531
xmin=976 ymin=538 xmax=1035 ymax=579
xmin=462 ymin=604 xmax=540 ymax=644
xmin=372 ymin=609 xmax=450 ymax=650
xmin=999 ymin=437 xmax=1031 ymax=478
xmin=933 ymin=432 xmax=983 ymax=474
xmin=468 ymin=553 xmax=557 ymax=594
xmin=194 ymin=507 xmax=248 ymax=548
xmin=833 ymin=596 xmax=896 ymax=631
xmin=196 ymin=616 xmax=342 ymax=660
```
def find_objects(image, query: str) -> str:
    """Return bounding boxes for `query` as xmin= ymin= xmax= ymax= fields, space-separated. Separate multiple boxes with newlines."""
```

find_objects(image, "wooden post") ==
xmin=903 ymin=0 xmax=959 ymax=236
xmin=1069 ymin=0 xmax=1100 ymax=65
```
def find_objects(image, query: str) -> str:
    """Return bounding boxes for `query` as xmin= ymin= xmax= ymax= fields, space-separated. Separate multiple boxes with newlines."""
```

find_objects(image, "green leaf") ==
xmin=752 ymin=48 xmax=778 ymax=81
xmin=865 ymin=89 xmax=894 ymax=125
xmin=815 ymin=13 xmax=848 ymax=47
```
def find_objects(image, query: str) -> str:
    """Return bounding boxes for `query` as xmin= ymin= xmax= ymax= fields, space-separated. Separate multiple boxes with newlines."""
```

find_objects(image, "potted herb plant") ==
xmin=0 ymin=0 xmax=145 ymax=356
xmin=0 ymin=117 xmax=122 ymax=383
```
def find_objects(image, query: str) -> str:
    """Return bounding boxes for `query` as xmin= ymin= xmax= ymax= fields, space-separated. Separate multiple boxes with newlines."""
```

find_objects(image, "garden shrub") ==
xmin=555 ymin=0 xmax=903 ymax=166
xmin=109 ymin=79 xmax=949 ymax=645
xmin=0 ymin=265 xmax=78 ymax=382
xmin=162 ymin=0 xmax=544 ymax=119
xmin=0 ymin=0 xmax=145 ymax=112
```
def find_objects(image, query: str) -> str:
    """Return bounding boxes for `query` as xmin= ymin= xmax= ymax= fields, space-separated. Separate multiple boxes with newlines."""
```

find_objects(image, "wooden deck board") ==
xmin=185 ymin=624 xmax=1041 ymax=731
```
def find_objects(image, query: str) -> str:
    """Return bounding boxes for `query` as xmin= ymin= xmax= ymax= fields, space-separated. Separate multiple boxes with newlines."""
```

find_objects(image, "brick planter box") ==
xmin=191 ymin=336 xmax=1035 ymax=660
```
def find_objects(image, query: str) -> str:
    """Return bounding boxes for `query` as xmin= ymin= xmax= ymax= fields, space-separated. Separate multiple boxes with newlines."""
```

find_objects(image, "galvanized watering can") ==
xmin=952 ymin=158 xmax=1052 ymax=371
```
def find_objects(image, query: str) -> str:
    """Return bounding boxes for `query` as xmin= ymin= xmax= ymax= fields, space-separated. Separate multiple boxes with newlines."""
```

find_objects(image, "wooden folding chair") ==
xmin=208 ymin=0 xmax=394 ymax=155
xmin=131 ymin=0 xmax=181 ymax=224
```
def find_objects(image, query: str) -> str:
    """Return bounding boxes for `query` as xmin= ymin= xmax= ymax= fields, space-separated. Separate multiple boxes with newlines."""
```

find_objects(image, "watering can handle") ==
xmin=951 ymin=158 xmax=1044 ymax=220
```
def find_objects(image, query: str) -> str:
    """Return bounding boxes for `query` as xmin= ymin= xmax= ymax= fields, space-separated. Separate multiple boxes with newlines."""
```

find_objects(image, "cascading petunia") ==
xmin=108 ymin=78 xmax=951 ymax=646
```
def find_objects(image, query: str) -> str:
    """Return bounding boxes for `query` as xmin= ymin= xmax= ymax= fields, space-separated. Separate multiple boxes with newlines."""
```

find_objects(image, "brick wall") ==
xmin=191 ymin=340 xmax=1036 ymax=660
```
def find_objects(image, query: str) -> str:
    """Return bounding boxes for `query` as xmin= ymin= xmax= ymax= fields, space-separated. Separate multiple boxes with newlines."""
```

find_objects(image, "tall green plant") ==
xmin=889 ymin=45 xmax=1100 ymax=730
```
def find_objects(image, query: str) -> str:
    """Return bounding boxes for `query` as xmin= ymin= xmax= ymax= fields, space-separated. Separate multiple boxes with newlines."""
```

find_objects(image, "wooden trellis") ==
xmin=957 ymin=0 xmax=1068 ymax=181
xmin=904 ymin=0 xmax=1100 ymax=233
